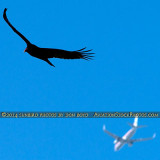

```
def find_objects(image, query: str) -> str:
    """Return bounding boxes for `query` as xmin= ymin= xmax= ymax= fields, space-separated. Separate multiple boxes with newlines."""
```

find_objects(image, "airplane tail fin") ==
xmin=128 ymin=116 xmax=147 ymax=128
xmin=133 ymin=116 xmax=138 ymax=127
xmin=153 ymin=133 xmax=156 ymax=139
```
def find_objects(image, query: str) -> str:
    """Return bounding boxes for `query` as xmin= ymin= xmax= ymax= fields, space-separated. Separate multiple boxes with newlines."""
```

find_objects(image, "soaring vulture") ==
xmin=3 ymin=8 xmax=94 ymax=67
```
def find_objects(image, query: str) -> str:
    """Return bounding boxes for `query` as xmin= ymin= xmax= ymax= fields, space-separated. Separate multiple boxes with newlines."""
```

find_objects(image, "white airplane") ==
xmin=103 ymin=117 xmax=156 ymax=151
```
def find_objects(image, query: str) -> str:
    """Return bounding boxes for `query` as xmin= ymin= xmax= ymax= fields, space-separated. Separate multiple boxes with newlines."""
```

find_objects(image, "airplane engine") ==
xmin=128 ymin=142 xmax=133 ymax=147
xmin=113 ymin=139 xmax=117 ymax=144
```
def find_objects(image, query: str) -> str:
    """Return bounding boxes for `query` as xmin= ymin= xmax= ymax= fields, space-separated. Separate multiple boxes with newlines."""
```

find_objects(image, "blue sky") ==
xmin=0 ymin=0 xmax=160 ymax=159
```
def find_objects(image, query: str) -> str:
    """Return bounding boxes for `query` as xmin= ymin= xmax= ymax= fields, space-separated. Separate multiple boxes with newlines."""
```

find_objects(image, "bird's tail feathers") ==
xmin=45 ymin=59 xmax=55 ymax=67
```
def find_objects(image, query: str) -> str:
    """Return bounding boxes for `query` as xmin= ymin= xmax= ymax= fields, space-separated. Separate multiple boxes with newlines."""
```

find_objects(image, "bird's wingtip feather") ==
xmin=4 ymin=8 xmax=7 ymax=13
xmin=3 ymin=8 xmax=7 ymax=19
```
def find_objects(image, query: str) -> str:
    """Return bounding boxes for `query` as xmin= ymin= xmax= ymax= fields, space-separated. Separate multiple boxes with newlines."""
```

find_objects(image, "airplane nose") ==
xmin=114 ymin=147 xmax=118 ymax=151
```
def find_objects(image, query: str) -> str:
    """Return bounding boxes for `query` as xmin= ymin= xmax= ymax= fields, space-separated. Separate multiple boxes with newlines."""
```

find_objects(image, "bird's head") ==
xmin=24 ymin=47 xmax=28 ymax=53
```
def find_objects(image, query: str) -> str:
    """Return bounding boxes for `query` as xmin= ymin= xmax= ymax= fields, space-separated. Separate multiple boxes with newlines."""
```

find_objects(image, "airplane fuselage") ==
xmin=114 ymin=127 xmax=137 ymax=151
xmin=103 ymin=117 xmax=155 ymax=151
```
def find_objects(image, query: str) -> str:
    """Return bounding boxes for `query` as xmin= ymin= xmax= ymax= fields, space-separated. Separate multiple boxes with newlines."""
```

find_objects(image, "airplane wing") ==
xmin=103 ymin=125 xmax=120 ymax=139
xmin=129 ymin=133 xmax=156 ymax=143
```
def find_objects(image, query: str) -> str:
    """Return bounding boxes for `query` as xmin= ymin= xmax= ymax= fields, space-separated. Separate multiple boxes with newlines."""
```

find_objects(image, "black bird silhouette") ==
xmin=3 ymin=8 xmax=94 ymax=67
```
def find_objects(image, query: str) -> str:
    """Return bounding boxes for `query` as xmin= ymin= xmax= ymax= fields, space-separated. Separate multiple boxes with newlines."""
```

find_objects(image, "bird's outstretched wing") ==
xmin=3 ymin=8 xmax=31 ymax=45
xmin=75 ymin=47 xmax=94 ymax=60
xmin=39 ymin=47 xmax=94 ymax=60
